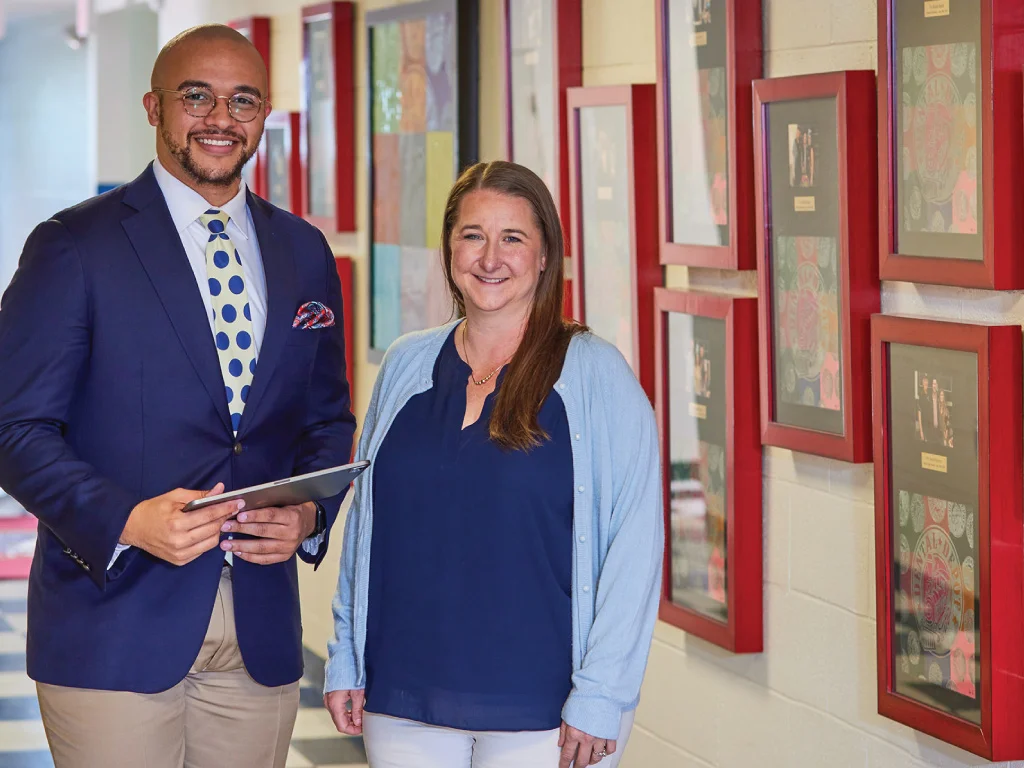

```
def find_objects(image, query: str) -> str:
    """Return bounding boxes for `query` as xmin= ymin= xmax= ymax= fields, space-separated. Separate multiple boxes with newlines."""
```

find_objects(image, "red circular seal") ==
xmin=911 ymin=526 xmax=964 ymax=656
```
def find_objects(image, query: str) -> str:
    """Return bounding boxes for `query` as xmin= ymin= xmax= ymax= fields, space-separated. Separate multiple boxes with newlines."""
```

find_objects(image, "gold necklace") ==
xmin=463 ymin=322 xmax=511 ymax=386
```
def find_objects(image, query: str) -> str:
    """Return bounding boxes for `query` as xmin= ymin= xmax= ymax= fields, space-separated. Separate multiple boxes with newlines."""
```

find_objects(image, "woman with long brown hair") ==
xmin=324 ymin=161 xmax=663 ymax=767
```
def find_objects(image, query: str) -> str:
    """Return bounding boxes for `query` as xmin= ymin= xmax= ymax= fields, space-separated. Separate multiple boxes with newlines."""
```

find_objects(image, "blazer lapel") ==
xmin=238 ymin=193 xmax=296 ymax=435
xmin=121 ymin=166 xmax=233 ymax=434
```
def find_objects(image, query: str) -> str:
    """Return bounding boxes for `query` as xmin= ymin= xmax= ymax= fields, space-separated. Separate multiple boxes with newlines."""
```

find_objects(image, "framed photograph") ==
xmin=334 ymin=256 xmax=356 ymax=405
xmin=301 ymin=2 xmax=356 ymax=234
xmin=503 ymin=0 xmax=581 ymax=219
xmin=229 ymin=16 xmax=271 ymax=199
xmin=655 ymin=288 xmax=762 ymax=653
xmin=753 ymin=71 xmax=879 ymax=463
xmin=566 ymin=84 xmax=660 ymax=401
xmin=878 ymin=0 xmax=1024 ymax=288
xmin=872 ymin=314 xmax=1024 ymax=759
xmin=655 ymin=0 xmax=762 ymax=269
xmin=258 ymin=111 xmax=302 ymax=214
xmin=367 ymin=0 xmax=479 ymax=359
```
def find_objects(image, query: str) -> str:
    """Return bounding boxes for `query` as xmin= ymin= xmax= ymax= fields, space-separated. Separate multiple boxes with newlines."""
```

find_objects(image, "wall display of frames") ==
xmin=655 ymin=288 xmax=762 ymax=653
xmin=334 ymin=256 xmax=356 ymax=405
xmin=878 ymin=0 xmax=1024 ymax=288
xmin=872 ymin=314 xmax=1024 ymax=759
xmin=229 ymin=16 xmax=271 ymax=199
xmin=301 ymin=2 xmax=356 ymax=234
xmin=566 ymin=84 xmax=660 ymax=400
xmin=366 ymin=0 xmax=479 ymax=359
xmin=752 ymin=71 xmax=879 ymax=462
xmin=258 ymin=111 xmax=302 ymax=214
xmin=655 ymin=0 xmax=762 ymax=269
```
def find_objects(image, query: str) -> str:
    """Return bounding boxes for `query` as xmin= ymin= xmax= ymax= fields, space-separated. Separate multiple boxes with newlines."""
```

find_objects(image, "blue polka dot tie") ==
xmin=200 ymin=209 xmax=256 ymax=434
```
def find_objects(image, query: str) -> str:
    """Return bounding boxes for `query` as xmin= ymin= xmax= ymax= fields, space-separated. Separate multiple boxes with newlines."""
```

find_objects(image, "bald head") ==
xmin=151 ymin=24 xmax=268 ymax=97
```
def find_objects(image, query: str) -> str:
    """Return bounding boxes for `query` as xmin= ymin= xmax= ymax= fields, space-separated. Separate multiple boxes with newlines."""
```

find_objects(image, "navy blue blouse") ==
xmin=364 ymin=327 xmax=574 ymax=731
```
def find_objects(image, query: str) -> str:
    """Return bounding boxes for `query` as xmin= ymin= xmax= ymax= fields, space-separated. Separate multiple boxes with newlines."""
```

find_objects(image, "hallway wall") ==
xmin=91 ymin=0 xmax=1013 ymax=765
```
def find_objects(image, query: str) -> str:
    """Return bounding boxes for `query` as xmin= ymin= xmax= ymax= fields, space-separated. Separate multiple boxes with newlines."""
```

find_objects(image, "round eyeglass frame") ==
xmin=152 ymin=87 xmax=266 ymax=123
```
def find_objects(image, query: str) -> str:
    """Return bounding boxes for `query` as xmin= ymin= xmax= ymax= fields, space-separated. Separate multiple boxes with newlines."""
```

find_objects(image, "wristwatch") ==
xmin=310 ymin=501 xmax=327 ymax=538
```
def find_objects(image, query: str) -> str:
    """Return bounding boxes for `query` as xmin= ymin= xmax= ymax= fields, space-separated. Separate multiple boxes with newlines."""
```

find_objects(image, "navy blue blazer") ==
xmin=0 ymin=164 xmax=356 ymax=692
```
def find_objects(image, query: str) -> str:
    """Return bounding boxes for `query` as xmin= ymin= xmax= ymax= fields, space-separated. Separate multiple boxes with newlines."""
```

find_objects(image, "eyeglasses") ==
xmin=152 ymin=86 xmax=265 ymax=123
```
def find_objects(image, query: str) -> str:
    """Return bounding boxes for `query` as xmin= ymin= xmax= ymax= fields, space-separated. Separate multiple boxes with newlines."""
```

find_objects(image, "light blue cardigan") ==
xmin=325 ymin=321 xmax=664 ymax=739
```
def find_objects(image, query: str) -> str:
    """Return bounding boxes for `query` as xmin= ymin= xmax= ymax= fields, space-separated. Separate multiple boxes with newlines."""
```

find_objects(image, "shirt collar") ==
xmin=152 ymin=158 xmax=251 ymax=241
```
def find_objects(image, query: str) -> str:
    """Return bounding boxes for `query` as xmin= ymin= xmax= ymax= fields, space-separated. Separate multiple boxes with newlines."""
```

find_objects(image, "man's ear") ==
xmin=142 ymin=92 xmax=161 ymax=128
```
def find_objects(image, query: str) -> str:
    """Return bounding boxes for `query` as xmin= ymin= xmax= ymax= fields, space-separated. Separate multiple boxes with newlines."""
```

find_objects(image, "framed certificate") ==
xmin=655 ymin=0 xmax=762 ymax=269
xmin=872 ymin=315 xmax=1024 ymax=759
xmin=566 ymin=85 xmax=660 ymax=401
xmin=503 ymin=0 xmax=581 ymax=219
xmin=229 ymin=16 xmax=271 ymax=200
xmin=878 ymin=0 xmax=1024 ymax=288
xmin=301 ymin=2 xmax=356 ymax=233
xmin=367 ymin=0 xmax=479 ymax=359
xmin=753 ymin=71 xmax=879 ymax=463
xmin=258 ymin=111 xmax=301 ymax=214
xmin=334 ymin=256 xmax=356 ymax=404
xmin=655 ymin=288 xmax=762 ymax=653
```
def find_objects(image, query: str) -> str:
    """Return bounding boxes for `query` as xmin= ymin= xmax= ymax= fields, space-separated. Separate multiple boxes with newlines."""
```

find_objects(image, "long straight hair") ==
xmin=441 ymin=161 xmax=585 ymax=451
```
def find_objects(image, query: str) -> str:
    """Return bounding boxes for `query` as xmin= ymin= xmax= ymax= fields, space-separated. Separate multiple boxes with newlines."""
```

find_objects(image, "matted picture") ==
xmin=788 ymin=123 xmax=818 ymax=188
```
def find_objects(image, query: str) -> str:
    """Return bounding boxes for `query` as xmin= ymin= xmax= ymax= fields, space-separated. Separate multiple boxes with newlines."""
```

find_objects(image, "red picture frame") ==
xmin=334 ymin=256 xmax=356 ymax=405
xmin=872 ymin=315 xmax=1024 ymax=760
xmin=566 ymin=84 xmax=660 ymax=401
xmin=229 ymin=16 xmax=271 ymax=200
xmin=655 ymin=0 xmax=762 ymax=270
xmin=258 ymin=111 xmax=302 ymax=214
xmin=301 ymin=2 xmax=356 ymax=234
xmin=655 ymin=288 xmax=762 ymax=653
xmin=752 ymin=71 xmax=878 ymax=463
xmin=878 ymin=0 xmax=1024 ymax=288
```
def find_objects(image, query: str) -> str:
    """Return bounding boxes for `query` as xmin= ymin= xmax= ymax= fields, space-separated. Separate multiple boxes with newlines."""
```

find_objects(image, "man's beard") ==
xmin=160 ymin=120 xmax=258 ymax=187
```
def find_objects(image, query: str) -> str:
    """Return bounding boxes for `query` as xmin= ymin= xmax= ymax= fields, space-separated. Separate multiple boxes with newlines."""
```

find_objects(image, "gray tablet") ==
xmin=182 ymin=460 xmax=370 ymax=513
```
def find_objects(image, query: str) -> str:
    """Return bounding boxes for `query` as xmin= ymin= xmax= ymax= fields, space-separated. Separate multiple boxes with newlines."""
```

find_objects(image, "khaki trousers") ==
xmin=37 ymin=566 xmax=300 ymax=768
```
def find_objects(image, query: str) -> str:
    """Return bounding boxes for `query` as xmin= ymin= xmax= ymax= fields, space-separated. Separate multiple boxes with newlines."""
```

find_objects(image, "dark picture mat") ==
xmin=665 ymin=0 xmax=729 ymax=246
xmin=764 ymin=96 xmax=843 ymax=435
xmin=892 ymin=0 xmax=983 ymax=260
xmin=667 ymin=313 xmax=728 ymax=623
xmin=888 ymin=343 xmax=979 ymax=495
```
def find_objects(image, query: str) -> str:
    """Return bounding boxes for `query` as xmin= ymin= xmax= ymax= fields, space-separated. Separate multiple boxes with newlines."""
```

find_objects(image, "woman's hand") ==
xmin=559 ymin=721 xmax=616 ymax=766
xmin=324 ymin=689 xmax=366 ymax=735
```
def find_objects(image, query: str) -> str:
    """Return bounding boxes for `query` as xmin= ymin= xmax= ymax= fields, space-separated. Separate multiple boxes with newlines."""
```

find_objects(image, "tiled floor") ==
xmin=0 ymin=580 xmax=368 ymax=768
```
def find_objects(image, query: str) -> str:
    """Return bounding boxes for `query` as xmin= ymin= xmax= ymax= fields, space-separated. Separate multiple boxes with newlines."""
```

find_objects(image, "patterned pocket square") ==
xmin=292 ymin=301 xmax=336 ymax=330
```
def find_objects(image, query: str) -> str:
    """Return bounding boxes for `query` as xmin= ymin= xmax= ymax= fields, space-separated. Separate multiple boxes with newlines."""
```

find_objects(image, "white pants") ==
xmin=362 ymin=710 xmax=634 ymax=768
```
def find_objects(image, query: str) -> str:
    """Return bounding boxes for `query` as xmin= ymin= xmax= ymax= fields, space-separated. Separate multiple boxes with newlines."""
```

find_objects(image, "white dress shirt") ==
xmin=110 ymin=160 xmax=321 ymax=567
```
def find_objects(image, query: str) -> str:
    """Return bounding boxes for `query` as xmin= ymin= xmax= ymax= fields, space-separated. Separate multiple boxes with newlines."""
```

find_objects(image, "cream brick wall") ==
xmin=147 ymin=0 xmax=1024 ymax=764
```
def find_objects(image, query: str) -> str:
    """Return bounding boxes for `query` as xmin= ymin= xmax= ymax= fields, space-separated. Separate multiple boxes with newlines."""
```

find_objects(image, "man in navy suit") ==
xmin=0 ymin=24 xmax=355 ymax=767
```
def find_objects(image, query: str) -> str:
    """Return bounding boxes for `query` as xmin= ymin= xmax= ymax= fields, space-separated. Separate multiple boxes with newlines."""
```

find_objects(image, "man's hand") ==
xmin=119 ymin=483 xmax=242 ymax=566
xmin=325 ymin=689 xmax=365 ymax=735
xmin=218 ymin=501 xmax=318 ymax=564
xmin=559 ymin=722 xmax=616 ymax=767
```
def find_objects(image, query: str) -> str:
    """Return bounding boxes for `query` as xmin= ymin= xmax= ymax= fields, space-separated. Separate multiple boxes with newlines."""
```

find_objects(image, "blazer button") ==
xmin=233 ymin=442 xmax=243 ymax=456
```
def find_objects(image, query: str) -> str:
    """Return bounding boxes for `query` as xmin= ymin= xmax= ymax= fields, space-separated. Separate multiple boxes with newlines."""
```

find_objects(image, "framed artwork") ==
xmin=655 ymin=288 xmax=762 ymax=653
xmin=752 ymin=71 xmax=879 ymax=463
xmin=872 ymin=314 xmax=1024 ymax=759
xmin=334 ymin=256 xmax=356 ymax=405
xmin=229 ymin=16 xmax=271 ymax=200
xmin=878 ymin=0 xmax=1024 ymax=288
xmin=366 ymin=0 xmax=479 ymax=359
xmin=655 ymin=0 xmax=762 ymax=269
xmin=258 ymin=111 xmax=302 ymax=214
xmin=566 ymin=84 xmax=660 ymax=401
xmin=503 ymin=0 xmax=581 ymax=218
xmin=301 ymin=2 xmax=356 ymax=234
